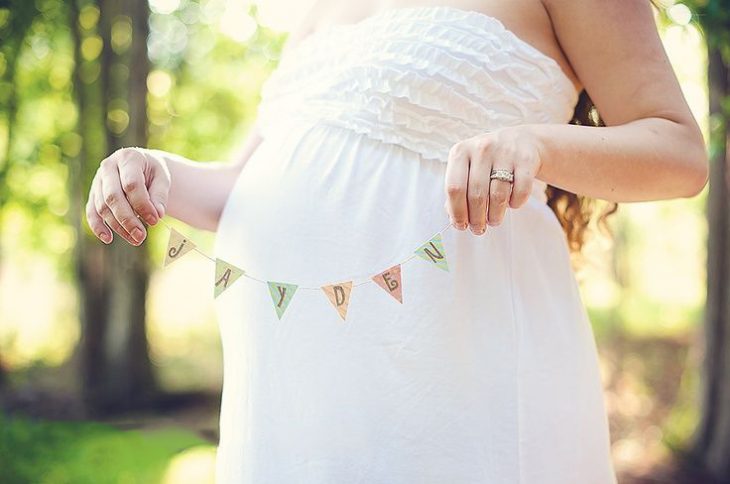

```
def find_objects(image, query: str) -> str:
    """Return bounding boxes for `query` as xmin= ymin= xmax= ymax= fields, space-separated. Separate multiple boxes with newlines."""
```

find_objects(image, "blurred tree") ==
xmin=684 ymin=0 xmax=730 ymax=480
xmin=0 ymin=0 xmax=42 ymax=394
xmin=68 ymin=0 xmax=157 ymax=415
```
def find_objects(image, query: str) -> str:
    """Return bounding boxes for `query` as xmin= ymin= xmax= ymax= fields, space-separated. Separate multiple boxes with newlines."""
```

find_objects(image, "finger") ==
xmin=509 ymin=165 xmax=534 ymax=209
xmin=97 ymin=165 xmax=146 ymax=246
xmin=487 ymin=160 xmax=513 ymax=227
xmin=118 ymin=151 xmax=159 ymax=225
xmin=444 ymin=142 xmax=470 ymax=230
xmin=466 ymin=143 xmax=491 ymax=236
xmin=95 ymin=179 xmax=135 ymax=245
xmin=86 ymin=187 xmax=113 ymax=244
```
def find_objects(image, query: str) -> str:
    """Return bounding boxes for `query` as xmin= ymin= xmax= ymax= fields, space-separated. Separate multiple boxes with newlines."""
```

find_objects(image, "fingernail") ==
xmin=155 ymin=202 xmax=165 ymax=218
xmin=100 ymin=233 xmax=111 ymax=243
xmin=146 ymin=212 xmax=157 ymax=225
xmin=131 ymin=227 xmax=145 ymax=244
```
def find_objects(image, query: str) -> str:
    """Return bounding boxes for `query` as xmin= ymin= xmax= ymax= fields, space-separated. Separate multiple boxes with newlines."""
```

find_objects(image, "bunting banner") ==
xmin=149 ymin=215 xmax=453 ymax=321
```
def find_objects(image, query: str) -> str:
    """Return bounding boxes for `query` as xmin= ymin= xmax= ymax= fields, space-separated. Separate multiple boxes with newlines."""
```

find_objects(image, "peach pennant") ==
xmin=322 ymin=281 xmax=354 ymax=321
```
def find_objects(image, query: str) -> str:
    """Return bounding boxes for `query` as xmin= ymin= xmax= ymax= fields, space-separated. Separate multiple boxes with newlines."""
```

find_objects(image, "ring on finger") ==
xmin=489 ymin=168 xmax=514 ymax=183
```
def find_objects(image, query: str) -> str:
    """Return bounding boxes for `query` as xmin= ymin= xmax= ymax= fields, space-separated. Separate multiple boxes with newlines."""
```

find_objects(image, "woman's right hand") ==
xmin=85 ymin=147 xmax=171 ymax=246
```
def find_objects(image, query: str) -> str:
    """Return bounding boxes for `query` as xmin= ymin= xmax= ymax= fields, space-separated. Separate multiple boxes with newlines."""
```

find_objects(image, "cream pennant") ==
xmin=164 ymin=227 xmax=197 ymax=267
xmin=214 ymin=258 xmax=245 ymax=298
xmin=321 ymin=281 xmax=353 ymax=321
xmin=414 ymin=233 xmax=449 ymax=272
xmin=267 ymin=281 xmax=298 ymax=319
xmin=372 ymin=264 xmax=403 ymax=303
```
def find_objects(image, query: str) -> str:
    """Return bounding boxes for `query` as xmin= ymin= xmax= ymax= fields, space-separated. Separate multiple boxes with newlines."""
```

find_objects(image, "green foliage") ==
xmin=0 ymin=411 xmax=211 ymax=484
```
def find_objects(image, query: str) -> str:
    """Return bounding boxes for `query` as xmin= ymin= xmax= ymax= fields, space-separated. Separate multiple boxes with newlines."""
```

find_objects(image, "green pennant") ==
xmin=267 ymin=281 xmax=299 ymax=319
xmin=414 ymin=233 xmax=449 ymax=272
xmin=214 ymin=258 xmax=245 ymax=298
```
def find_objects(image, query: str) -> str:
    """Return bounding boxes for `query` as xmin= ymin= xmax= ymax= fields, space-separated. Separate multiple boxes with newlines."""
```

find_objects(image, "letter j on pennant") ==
xmin=164 ymin=227 xmax=197 ymax=267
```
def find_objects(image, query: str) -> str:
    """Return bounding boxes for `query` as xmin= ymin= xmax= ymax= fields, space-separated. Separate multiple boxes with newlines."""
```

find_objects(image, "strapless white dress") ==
xmin=213 ymin=6 xmax=617 ymax=483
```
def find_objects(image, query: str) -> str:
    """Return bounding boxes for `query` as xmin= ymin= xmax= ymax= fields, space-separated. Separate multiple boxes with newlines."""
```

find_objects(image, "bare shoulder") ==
xmin=541 ymin=0 xmax=700 ymax=130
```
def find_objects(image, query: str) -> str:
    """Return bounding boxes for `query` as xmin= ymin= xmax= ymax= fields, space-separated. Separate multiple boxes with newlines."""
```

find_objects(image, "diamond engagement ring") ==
xmin=490 ymin=169 xmax=514 ymax=183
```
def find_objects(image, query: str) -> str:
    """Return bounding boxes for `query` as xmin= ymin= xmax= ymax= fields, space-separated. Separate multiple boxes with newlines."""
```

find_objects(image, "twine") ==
xmin=141 ymin=214 xmax=454 ymax=291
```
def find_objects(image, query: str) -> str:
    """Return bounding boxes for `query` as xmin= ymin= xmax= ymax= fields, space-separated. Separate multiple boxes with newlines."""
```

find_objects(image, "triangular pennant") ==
xmin=214 ymin=258 xmax=245 ymax=298
xmin=371 ymin=264 xmax=403 ymax=304
xmin=164 ymin=227 xmax=197 ymax=267
xmin=321 ymin=281 xmax=353 ymax=321
xmin=267 ymin=281 xmax=298 ymax=319
xmin=414 ymin=233 xmax=449 ymax=272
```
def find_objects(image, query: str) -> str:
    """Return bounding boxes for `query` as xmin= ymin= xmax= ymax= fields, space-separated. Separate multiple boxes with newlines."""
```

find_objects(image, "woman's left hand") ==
xmin=444 ymin=126 xmax=543 ymax=235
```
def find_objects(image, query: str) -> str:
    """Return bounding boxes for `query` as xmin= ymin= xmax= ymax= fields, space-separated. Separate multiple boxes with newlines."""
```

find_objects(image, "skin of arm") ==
xmin=531 ymin=0 xmax=708 ymax=202
xmin=445 ymin=0 xmax=709 ymax=235
xmin=154 ymin=1 xmax=325 ymax=233
xmin=155 ymin=122 xmax=264 ymax=232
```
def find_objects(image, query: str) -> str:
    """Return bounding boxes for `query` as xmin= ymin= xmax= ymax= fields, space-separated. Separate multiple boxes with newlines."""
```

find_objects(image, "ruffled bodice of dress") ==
xmin=254 ymin=5 xmax=579 ymax=164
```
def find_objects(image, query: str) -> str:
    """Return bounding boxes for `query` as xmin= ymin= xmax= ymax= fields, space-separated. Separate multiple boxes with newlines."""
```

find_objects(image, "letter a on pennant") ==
xmin=267 ymin=281 xmax=298 ymax=320
xmin=214 ymin=258 xmax=245 ymax=298
xmin=164 ymin=227 xmax=197 ymax=267
xmin=321 ymin=281 xmax=353 ymax=321
xmin=372 ymin=264 xmax=403 ymax=303
xmin=414 ymin=233 xmax=449 ymax=272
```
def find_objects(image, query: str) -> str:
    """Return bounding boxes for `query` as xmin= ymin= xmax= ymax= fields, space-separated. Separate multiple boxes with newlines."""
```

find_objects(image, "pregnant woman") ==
xmin=85 ymin=0 xmax=708 ymax=482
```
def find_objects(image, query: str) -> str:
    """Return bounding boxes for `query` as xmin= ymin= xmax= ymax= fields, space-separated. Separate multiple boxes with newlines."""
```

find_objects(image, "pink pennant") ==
xmin=371 ymin=264 xmax=403 ymax=304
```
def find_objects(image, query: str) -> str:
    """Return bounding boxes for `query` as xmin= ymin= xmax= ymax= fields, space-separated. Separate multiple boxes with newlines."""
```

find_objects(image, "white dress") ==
xmin=213 ymin=5 xmax=617 ymax=483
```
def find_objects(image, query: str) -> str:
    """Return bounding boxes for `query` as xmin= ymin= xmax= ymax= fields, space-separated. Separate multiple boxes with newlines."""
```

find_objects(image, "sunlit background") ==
xmin=0 ymin=0 xmax=720 ymax=482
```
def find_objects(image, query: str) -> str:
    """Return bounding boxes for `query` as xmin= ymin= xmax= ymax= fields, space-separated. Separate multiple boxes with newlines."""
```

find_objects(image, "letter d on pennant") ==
xmin=322 ymin=281 xmax=353 ymax=321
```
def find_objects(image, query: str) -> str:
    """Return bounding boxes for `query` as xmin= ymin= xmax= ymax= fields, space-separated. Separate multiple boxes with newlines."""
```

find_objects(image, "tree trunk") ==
xmin=689 ymin=20 xmax=730 ymax=482
xmin=69 ymin=0 xmax=157 ymax=415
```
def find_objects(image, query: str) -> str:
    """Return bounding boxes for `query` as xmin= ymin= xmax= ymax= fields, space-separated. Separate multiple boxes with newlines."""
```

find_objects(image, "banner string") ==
xmin=149 ymin=215 xmax=454 ymax=291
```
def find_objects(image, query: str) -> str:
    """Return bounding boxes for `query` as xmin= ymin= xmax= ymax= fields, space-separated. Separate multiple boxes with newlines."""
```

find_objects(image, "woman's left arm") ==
xmin=532 ymin=0 xmax=708 ymax=202
xmin=444 ymin=0 xmax=709 ymax=235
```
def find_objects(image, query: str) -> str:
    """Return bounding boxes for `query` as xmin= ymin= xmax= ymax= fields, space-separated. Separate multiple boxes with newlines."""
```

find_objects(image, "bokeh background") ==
xmin=1 ymin=0 xmax=729 ymax=483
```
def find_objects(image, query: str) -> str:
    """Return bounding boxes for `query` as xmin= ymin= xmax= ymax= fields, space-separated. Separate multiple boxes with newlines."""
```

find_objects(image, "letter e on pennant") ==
xmin=371 ymin=264 xmax=403 ymax=303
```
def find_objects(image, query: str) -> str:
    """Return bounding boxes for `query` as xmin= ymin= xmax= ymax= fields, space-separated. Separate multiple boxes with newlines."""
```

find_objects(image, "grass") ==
xmin=0 ymin=411 xmax=215 ymax=484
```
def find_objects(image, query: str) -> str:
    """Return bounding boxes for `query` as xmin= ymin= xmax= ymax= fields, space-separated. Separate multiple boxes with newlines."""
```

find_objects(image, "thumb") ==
xmin=147 ymin=168 xmax=170 ymax=219
xmin=141 ymin=148 xmax=170 ymax=218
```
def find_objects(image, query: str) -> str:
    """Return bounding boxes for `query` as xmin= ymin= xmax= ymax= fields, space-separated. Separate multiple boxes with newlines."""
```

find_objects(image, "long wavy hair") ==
xmin=545 ymin=90 xmax=619 ymax=265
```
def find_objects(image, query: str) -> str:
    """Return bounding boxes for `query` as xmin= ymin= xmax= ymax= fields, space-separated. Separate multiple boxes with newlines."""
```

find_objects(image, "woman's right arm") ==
xmin=158 ymin=122 xmax=265 ymax=232
xmin=85 ymin=122 xmax=263 ymax=246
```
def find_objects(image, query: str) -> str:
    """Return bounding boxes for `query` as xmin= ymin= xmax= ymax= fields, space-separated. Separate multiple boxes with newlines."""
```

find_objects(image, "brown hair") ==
xmin=544 ymin=90 xmax=619 ymax=263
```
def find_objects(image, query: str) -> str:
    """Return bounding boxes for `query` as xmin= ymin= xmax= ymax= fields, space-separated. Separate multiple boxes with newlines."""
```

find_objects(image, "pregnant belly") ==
xmin=213 ymin=122 xmax=453 ymax=289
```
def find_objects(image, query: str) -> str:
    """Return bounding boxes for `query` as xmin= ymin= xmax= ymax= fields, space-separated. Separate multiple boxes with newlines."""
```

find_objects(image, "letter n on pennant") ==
xmin=214 ymin=258 xmax=245 ymax=298
xmin=321 ymin=281 xmax=353 ymax=321
xmin=414 ymin=233 xmax=449 ymax=272
xmin=164 ymin=227 xmax=197 ymax=267
xmin=372 ymin=264 xmax=403 ymax=303
xmin=267 ymin=281 xmax=298 ymax=320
